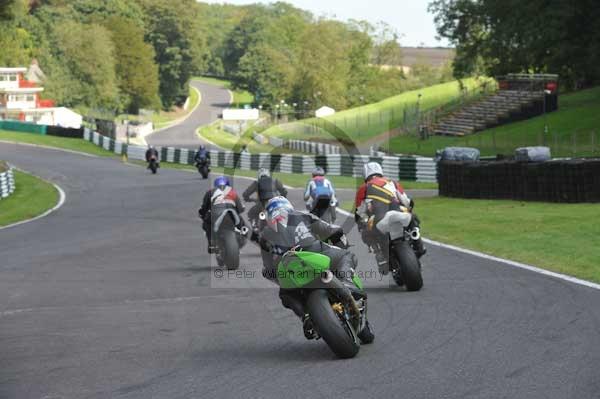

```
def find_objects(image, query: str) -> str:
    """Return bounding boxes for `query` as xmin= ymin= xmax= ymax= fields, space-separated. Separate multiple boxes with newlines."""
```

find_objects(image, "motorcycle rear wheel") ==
xmin=306 ymin=289 xmax=360 ymax=359
xmin=393 ymin=241 xmax=423 ymax=291
xmin=221 ymin=230 xmax=240 ymax=270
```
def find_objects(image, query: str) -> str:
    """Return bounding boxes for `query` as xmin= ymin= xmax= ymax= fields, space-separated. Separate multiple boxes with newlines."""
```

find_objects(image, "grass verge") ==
xmin=198 ymin=121 xmax=278 ymax=153
xmin=0 ymin=169 xmax=59 ymax=227
xmin=384 ymin=86 xmax=600 ymax=157
xmin=0 ymin=130 xmax=114 ymax=157
xmin=341 ymin=197 xmax=600 ymax=283
xmin=193 ymin=76 xmax=254 ymax=108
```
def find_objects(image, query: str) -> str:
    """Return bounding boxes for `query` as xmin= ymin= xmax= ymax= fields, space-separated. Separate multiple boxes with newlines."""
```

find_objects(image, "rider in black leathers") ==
xmin=145 ymin=146 xmax=159 ymax=162
xmin=243 ymin=168 xmax=288 ymax=230
xmin=259 ymin=197 xmax=363 ymax=318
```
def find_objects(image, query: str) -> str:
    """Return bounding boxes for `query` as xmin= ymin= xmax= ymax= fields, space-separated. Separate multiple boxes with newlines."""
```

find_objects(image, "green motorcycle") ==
xmin=277 ymin=249 xmax=374 ymax=359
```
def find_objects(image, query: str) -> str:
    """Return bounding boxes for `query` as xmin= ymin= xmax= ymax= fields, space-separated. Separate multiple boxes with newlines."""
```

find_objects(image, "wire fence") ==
xmin=256 ymin=82 xmax=497 ymax=144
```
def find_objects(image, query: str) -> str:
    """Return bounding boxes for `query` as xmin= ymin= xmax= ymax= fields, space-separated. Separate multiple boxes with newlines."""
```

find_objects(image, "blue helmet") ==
xmin=265 ymin=196 xmax=294 ymax=225
xmin=214 ymin=176 xmax=230 ymax=189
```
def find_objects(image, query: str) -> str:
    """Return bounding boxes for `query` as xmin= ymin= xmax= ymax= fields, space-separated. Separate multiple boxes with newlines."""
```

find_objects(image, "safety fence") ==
xmin=438 ymin=159 xmax=600 ymax=202
xmin=83 ymin=129 xmax=438 ymax=182
xmin=285 ymin=139 xmax=341 ymax=155
xmin=0 ymin=164 xmax=16 ymax=200
xmin=0 ymin=120 xmax=84 ymax=138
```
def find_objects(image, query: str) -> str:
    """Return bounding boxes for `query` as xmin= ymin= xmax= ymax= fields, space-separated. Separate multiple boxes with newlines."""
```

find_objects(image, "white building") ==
xmin=315 ymin=106 xmax=336 ymax=118
xmin=0 ymin=65 xmax=82 ymax=128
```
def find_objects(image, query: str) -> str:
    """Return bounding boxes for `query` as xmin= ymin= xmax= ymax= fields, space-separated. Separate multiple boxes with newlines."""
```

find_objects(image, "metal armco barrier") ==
xmin=0 ymin=166 xmax=16 ymax=200
xmin=438 ymin=159 xmax=600 ymax=202
xmin=83 ymin=129 xmax=438 ymax=182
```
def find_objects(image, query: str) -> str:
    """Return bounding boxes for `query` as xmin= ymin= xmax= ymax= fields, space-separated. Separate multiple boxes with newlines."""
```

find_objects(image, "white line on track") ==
xmin=0 ymin=170 xmax=66 ymax=231
xmin=335 ymin=207 xmax=600 ymax=291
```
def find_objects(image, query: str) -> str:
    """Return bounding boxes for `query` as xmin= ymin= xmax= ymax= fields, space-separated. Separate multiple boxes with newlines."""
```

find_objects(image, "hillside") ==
xmin=262 ymin=77 xmax=491 ymax=144
xmin=382 ymin=86 xmax=600 ymax=157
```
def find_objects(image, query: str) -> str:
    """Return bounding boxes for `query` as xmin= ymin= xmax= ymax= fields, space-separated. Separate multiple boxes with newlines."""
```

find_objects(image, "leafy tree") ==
xmin=52 ymin=21 xmax=119 ymax=109
xmin=105 ymin=16 xmax=160 ymax=113
xmin=371 ymin=22 xmax=403 ymax=66
xmin=429 ymin=0 xmax=600 ymax=88
xmin=137 ymin=0 xmax=208 ymax=108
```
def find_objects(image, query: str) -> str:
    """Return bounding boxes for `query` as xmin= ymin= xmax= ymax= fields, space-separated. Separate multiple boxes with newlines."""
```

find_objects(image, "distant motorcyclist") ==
xmin=304 ymin=166 xmax=337 ymax=222
xmin=243 ymin=168 xmax=288 ymax=235
xmin=194 ymin=144 xmax=210 ymax=165
xmin=145 ymin=146 xmax=159 ymax=162
xmin=145 ymin=145 xmax=160 ymax=172
xmin=354 ymin=162 xmax=426 ymax=270
xmin=259 ymin=196 xmax=370 ymax=339
xmin=198 ymin=176 xmax=246 ymax=253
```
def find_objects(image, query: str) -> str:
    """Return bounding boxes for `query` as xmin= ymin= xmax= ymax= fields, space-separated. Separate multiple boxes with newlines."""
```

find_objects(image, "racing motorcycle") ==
xmin=211 ymin=204 xmax=248 ymax=270
xmin=276 ymin=238 xmax=374 ymax=359
xmin=148 ymin=154 xmax=159 ymax=174
xmin=364 ymin=205 xmax=423 ymax=291
xmin=195 ymin=159 xmax=210 ymax=179
xmin=309 ymin=197 xmax=337 ymax=223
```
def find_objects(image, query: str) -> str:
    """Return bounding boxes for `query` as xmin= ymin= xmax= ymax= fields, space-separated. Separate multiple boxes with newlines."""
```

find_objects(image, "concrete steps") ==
xmin=433 ymin=90 xmax=545 ymax=137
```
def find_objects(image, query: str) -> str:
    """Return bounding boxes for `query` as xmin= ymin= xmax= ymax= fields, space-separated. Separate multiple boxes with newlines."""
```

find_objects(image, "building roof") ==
xmin=315 ymin=106 xmax=336 ymax=118
xmin=0 ymin=67 xmax=27 ymax=73
xmin=222 ymin=108 xmax=259 ymax=121
xmin=0 ymin=87 xmax=44 ymax=93
xmin=26 ymin=61 xmax=46 ymax=84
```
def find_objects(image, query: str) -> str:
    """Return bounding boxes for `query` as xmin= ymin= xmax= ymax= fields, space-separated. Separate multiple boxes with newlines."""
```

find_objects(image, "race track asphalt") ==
xmin=1 ymin=143 xmax=599 ymax=399
xmin=145 ymin=80 xmax=231 ymax=150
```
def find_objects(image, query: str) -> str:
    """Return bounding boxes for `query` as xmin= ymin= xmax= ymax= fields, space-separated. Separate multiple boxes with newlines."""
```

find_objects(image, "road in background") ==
xmin=146 ymin=80 xmax=231 ymax=150
xmin=1 ymin=143 xmax=599 ymax=399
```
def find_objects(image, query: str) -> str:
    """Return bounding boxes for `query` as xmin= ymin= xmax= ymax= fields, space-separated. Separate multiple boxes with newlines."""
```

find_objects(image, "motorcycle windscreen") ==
xmin=375 ymin=210 xmax=412 ymax=240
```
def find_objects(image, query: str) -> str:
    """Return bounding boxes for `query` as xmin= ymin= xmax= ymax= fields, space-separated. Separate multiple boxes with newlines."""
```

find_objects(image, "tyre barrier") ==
xmin=438 ymin=159 xmax=600 ymax=202
xmin=0 ymin=165 xmax=16 ymax=200
xmin=83 ymin=129 xmax=438 ymax=182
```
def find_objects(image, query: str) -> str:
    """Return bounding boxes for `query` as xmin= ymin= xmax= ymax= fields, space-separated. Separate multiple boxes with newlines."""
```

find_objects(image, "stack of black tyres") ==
xmin=438 ymin=158 xmax=600 ymax=203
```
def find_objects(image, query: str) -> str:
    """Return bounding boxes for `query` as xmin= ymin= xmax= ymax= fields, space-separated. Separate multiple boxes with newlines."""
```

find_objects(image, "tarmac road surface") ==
xmin=1 ymin=142 xmax=599 ymax=399
xmin=146 ymin=80 xmax=231 ymax=150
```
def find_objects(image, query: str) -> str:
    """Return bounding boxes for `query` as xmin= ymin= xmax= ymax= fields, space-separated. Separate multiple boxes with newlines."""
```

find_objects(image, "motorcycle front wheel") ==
xmin=306 ymin=289 xmax=360 ymax=359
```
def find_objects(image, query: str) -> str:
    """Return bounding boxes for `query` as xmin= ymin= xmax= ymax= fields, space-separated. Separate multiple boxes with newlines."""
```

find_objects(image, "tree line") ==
xmin=0 ymin=0 xmax=454 ymax=114
xmin=429 ymin=0 xmax=600 ymax=90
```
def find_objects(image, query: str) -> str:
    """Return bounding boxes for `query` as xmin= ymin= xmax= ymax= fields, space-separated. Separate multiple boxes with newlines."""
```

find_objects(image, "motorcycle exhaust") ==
xmin=321 ymin=270 xmax=334 ymax=284
xmin=409 ymin=227 xmax=421 ymax=241
xmin=240 ymin=226 xmax=249 ymax=236
xmin=259 ymin=212 xmax=267 ymax=221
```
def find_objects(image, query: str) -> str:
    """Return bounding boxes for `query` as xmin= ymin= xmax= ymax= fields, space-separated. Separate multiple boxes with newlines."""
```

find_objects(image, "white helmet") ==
xmin=257 ymin=168 xmax=271 ymax=179
xmin=363 ymin=162 xmax=383 ymax=181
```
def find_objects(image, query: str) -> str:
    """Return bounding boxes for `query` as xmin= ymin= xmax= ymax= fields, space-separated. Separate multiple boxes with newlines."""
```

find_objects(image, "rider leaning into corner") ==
xmin=304 ymin=166 xmax=337 ymax=221
xmin=198 ymin=176 xmax=246 ymax=253
xmin=243 ymin=168 xmax=288 ymax=221
xmin=259 ymin=196 xmax=373 ymax=340
xmin=354 ymin=162 xmax=426 ymax=272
